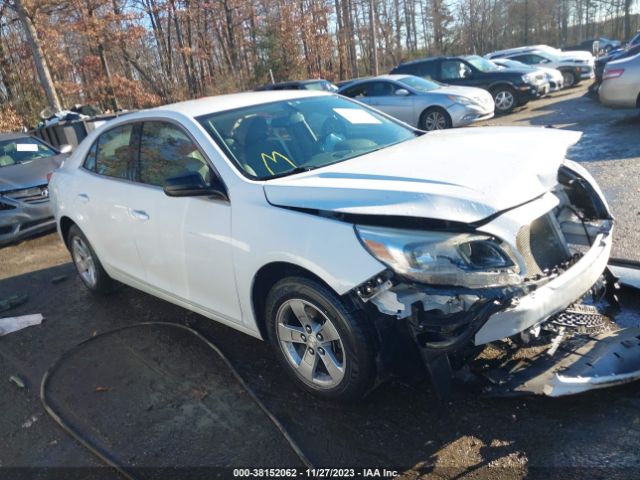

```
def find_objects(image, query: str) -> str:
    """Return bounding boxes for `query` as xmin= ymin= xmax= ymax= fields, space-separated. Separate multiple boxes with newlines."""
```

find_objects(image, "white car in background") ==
xmin=338 ymin=74 xmax=494 ymax=130
xmin=49 ymin=91 xmax=640 ymax=400
xmin=492 ymin=58 xmax=565 ymax=92
xmin=486 ymin=46 xmax=594 ymax=87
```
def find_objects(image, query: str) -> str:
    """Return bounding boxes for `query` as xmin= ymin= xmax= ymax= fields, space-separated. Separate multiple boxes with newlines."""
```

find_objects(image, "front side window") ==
xmin=87 ymin=124 xmax=136 ymax=180
xmin=197 ymin=95 xmax=417 ymax=180
xmin=0 ymin=137 xmax=57 ymax=168
xmin=139 ymin=121 xmax=211 ymax=187
xmin=441 ymin=60 xmax=472 ymax=80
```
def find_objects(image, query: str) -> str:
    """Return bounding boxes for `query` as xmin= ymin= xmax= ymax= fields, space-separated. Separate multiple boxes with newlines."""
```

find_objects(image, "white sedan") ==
xmin=50 ymin=90 xmax=640 ymax=400
xmin=339 ymin=74 xmax=494 ymax=130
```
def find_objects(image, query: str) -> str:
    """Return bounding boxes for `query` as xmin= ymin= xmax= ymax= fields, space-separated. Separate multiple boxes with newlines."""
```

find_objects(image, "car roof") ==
xmin=397 ymin=56 xmax=445 ymax=66
xmin=0 ymin=132 xmax=31 ymax=142
xmin=343 ymin=74 xmax=410 ymax=84
xmin=154 ymin=90 xmax=331 ymax=118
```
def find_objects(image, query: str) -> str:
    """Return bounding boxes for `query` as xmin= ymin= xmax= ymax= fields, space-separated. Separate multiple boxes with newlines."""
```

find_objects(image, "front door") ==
xmin=131 ymin=121 xmax=241 ymax=323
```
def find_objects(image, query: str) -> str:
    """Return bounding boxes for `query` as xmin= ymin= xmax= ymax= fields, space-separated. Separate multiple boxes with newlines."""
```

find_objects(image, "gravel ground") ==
xmin=1 ymin=85 xmax=639 ymax=479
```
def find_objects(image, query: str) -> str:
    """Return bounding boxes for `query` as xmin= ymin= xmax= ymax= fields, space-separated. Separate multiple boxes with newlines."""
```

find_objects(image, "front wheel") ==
xmin=561 ymin=70 xmax=577 ymax=88
xmin=492 ymin=86 xmax=517 ymax=114
xmin=265 ymin=277 xmax=376 ymax=401
xmin=419 ymin=107 xmax=452 ymax=131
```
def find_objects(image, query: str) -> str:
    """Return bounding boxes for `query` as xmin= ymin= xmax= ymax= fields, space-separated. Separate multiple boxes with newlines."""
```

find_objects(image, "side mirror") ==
xmin=163 ymin=173 xmax=228 ymax=200
xmin=58 ymin=144 xmax=73 ymax=154
xmin=395 ymin=88 xmax=410 ymax=96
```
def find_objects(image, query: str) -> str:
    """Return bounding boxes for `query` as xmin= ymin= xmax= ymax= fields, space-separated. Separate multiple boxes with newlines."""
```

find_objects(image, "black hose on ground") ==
xmin=40 ymin=322 xmax=314 ymax=480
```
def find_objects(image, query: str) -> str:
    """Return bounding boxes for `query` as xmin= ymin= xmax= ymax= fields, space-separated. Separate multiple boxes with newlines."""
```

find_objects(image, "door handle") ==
xmin=78 ymin=193 xmax=89 ymax=203
xmin=129 ymin=209 xmax=149 ymax=221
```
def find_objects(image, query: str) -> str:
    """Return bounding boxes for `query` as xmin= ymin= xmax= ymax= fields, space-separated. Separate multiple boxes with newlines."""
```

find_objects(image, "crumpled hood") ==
xmin=0 ymin=154 xmax=65 ymax=192
xmin=264 ymin=126 xmax=582 ymax=224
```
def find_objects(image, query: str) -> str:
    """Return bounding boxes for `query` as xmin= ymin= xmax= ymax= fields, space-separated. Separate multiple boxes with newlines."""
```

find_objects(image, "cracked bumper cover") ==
xmin=474 ymin=229 xmax=612 ymax=345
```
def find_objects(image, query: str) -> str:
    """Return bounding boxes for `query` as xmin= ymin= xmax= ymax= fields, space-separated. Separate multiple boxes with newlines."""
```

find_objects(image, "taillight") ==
xmin=603 ymin=68 xmax=624 ymax=80
xmin=46 ymin=172 xmax=54 ymax=183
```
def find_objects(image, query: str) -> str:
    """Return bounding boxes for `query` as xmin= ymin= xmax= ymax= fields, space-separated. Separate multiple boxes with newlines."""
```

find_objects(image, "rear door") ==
xmin=77 ymin=123 xmax=146 ymax=281
xmin=131 ymin=120 xmax=241 ymax=323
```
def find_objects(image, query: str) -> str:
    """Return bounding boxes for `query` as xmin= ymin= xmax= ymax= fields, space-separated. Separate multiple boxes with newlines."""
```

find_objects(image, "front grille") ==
xmin=3 ymin=185 xmax=49 ymax=205
xmin=517 ymin=213 xmax=571 ymax=277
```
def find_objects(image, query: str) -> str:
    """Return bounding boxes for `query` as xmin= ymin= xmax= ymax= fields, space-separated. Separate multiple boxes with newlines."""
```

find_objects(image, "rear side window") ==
xmin=84 ymin=124 xmax=136 ymax=180
xmin=366 ymin=81 xmax=397 ymax=97
xmin=394 ymin=61 xmax=438 ymax=79
xmin=138 ymin=121 xmax=211 ymax=187
xmin=341 ymin=83 xmax=368 ymax=98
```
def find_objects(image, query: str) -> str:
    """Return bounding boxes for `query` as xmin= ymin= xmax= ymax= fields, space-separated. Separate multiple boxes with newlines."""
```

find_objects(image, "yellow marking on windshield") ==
xmin=261 ymin=151 xmax=296 ymax=175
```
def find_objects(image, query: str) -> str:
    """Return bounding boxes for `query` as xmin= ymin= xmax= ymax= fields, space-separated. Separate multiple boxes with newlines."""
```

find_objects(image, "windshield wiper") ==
xmin=267 ymin=166 xmax=315 ymax=179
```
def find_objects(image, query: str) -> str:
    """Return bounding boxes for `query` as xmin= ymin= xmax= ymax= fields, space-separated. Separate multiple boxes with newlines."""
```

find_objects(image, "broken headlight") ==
xmin=355 ymin=226 xmax=521 ymax=288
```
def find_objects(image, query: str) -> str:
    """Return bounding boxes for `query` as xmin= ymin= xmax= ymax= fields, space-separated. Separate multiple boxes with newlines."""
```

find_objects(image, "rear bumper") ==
xmin=474 ymin=228 xmax=613 ymax=345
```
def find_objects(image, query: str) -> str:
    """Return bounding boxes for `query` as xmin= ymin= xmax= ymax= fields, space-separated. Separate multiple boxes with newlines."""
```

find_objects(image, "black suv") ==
xmin=390 ymin=55 xmax=546 ymax=114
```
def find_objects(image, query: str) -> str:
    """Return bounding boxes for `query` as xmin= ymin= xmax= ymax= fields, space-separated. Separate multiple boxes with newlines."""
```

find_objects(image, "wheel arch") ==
xmin=251 ymin=261 xmax=345 ymax=340
xmin=59 ymin=216 xmax=77 ymax=249
xmin=419 ymin=105 xmax=452 ymax=129
xmin=488 ymin=80 xmax=517 ymax=92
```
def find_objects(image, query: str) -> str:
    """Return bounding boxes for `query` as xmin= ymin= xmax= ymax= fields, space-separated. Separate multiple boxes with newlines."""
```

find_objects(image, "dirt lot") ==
xmin=1 ymin=85 xmax=639 ymax=479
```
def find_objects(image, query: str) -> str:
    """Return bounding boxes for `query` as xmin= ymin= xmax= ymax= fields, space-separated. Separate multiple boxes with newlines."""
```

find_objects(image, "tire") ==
xmin=561 ymin=70 xmax=577 ymax=88
xmin=265 ymin=276 xmax=376 ymax=401
xmin=491 ymin=86 xmax=517 ymax=114
xmin=419 ymin=107 xmax=452 ymax=131
xmin=67 ymin=225 xmax=116 ymax=293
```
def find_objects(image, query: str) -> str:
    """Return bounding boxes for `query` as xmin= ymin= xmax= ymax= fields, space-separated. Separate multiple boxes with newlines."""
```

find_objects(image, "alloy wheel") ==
xmin=562 ymin=71 xmax=576 ymax=87
xmin=494 ymin=90 xmax=515 ymax=112
xmin=424 ymin=111 xmax=448 ymax=130
xmin=72 ymin=236 xmax=97 ymax=288
xmin=275 ymin=298 xmax=346 ymax=388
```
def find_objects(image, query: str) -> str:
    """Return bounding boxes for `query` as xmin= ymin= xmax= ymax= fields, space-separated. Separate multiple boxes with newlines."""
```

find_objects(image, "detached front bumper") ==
xmin=0 ymin=192 xmax=55 ymax=246
xmin=475 ymin=229 xmax=612 ymax=345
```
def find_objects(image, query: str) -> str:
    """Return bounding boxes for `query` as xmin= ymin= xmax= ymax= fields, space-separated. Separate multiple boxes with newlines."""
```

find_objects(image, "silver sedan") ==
xmin=599 ymin=52 xmax=640 ymax=109
xmin=338 ymin=74 xmax=494 ymax=130
xmin=0 ymin=133 xmax=69 ymax=246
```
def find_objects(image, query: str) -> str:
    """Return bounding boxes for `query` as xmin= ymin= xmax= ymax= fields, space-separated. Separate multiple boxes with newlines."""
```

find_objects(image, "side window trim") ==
xmin=137 ymin=119 xmax=228 ymax=198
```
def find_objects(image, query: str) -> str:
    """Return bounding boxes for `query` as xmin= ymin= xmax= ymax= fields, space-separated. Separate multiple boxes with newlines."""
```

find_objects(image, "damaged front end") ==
xmin=353 ymin=161 xmax=640 ymax=397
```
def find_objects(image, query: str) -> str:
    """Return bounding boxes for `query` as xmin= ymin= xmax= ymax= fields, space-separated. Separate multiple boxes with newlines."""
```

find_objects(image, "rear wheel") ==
xmin=491 ymin=86 xmax=517 ymax=114
xmin=265 ymin=277 xmax=376 ymax=401
xmin=562 ymin=70 xmax=577 ymax=88
xmin=67 ymin=225 xmax=116 ymax=293
xmin=419 ymin=107 xmax=452 ymax=131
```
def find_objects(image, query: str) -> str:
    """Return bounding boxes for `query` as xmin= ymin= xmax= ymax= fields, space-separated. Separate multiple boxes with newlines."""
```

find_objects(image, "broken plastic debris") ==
xmin=0 ymin=314 xmax=44 ymax=336
xmin=0 ymin=294 xmax=28 ymax=313
xmin=9 ymin=375 xmax=26 ymax=389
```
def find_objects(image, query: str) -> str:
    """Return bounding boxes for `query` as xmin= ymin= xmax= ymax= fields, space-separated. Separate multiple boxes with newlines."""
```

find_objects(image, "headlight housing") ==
xmin=447 ymin=95 xmax=473 ymax=105
xmin=521 ymin=73 xmax=538 ymax=84
xmin=356 ymin=226 xmax=521 ymax=288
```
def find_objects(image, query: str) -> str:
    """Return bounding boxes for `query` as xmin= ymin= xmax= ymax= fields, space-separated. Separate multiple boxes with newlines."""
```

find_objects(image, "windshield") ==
xmin=197 ymin=95 xmax=417 ymax=180
xmin=465 ymin=56 xmax=498 ymax=72
xmin=397 ymin=76 xmax=440 ymax=92
xmin=0 ymin=137 xmax=57 ymax=168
